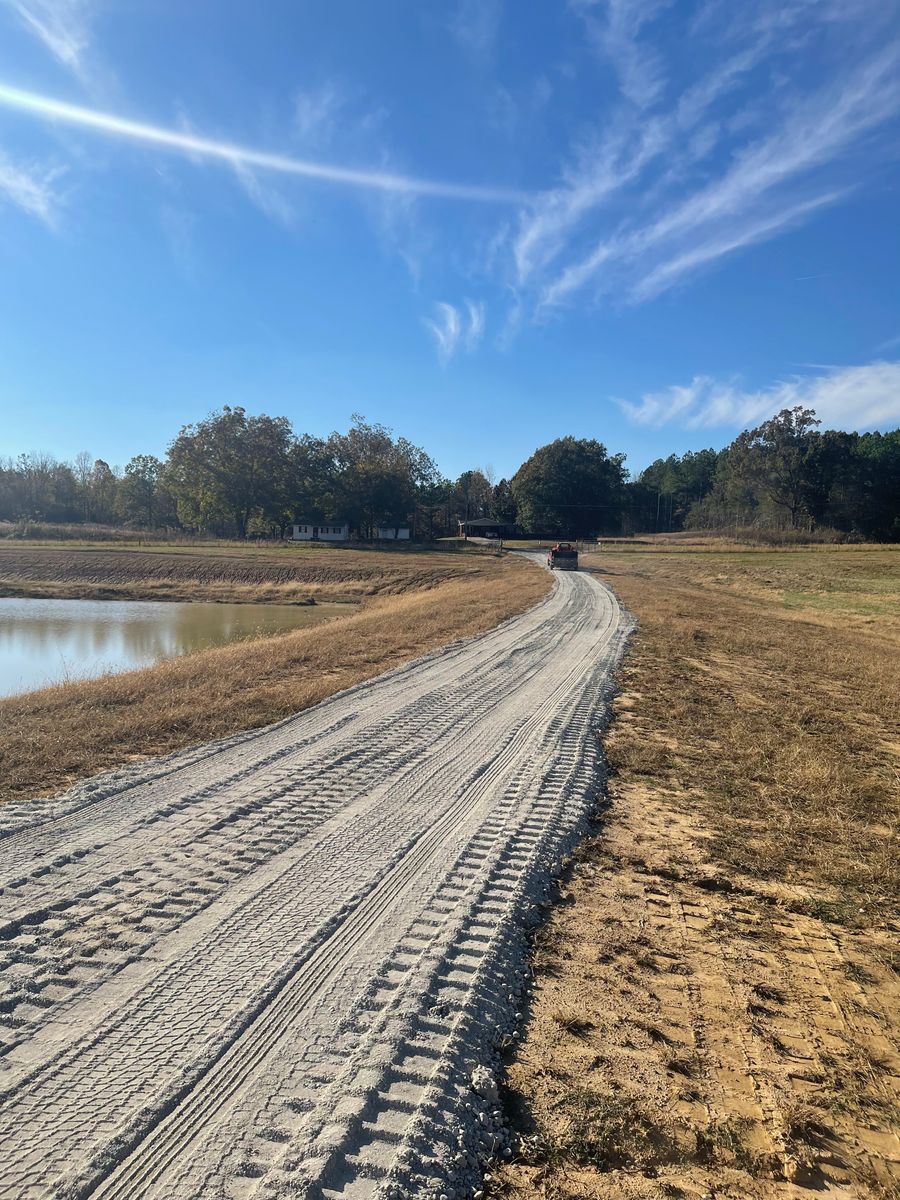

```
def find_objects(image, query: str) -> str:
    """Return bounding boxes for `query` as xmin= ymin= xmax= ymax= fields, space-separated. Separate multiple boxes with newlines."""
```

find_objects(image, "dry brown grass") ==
xmin=598 ymin=547 xmax=900 ymax=919
xmin=0 ymin=551 xmax=548 ymax=806
xmin=491 ymin=544 xmax=900 ymax=1200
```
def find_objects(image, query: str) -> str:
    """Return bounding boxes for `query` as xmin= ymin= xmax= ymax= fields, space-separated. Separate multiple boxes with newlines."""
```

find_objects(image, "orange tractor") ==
xmin=547 ymin=542 xmax=578 ymax=570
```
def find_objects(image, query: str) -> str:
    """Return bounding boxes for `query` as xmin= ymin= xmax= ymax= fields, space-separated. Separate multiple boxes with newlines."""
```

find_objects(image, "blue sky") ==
xmin=0 ymin=0 xmax=898 ymax=480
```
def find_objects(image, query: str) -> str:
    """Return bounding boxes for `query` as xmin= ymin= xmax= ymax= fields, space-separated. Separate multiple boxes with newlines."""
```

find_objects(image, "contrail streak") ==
xmin=0 ymin=83 xmax=527 ymax=204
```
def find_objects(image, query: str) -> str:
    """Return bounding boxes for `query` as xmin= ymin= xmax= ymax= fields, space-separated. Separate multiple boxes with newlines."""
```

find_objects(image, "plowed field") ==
xmin=0 ymin=544 xmax=483 ymax=602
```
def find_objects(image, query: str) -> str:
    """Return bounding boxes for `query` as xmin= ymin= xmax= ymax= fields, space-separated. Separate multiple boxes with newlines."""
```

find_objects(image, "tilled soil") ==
xmin=0 ymin=564 xmax=629 ymax=1199
xmin=0 ymin=546 xmax=478 ymax=599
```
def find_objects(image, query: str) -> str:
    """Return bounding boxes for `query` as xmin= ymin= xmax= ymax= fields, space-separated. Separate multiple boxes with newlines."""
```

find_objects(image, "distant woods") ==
xmin=629 ymin=408 xmax=899 ymax=542
xmin=1 ymin=406 xmax=897 ymax=541
xmin=1 ymin=410 xmax=502 ymax=541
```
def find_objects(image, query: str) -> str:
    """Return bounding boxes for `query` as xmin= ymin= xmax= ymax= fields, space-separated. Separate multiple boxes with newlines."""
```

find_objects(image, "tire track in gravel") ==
xmin=0 ymin=592 xmax=572 ymax=1057
xmin=0 ymin=562 xmax=630 ymax=1200
xmin=89 ymin=595 xmax=616 ymax=1200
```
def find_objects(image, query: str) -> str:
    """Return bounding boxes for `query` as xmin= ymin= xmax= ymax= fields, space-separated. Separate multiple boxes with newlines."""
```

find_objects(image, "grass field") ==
xmin=0 ymin=543 xmax=549 ymax=806
xmin=492 ymin=541 xmax=900 ymax=1200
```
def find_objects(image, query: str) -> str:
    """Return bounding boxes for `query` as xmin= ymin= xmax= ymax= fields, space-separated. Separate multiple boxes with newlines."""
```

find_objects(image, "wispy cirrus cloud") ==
xmin=423 ymin=299 xmax=485 ymax=364
xmin=617 ymin=361 xmax=900 ymax=430
xmin=4 ymin=0 xmax=96 ymax=76
xmin=513 ymin=115 xmax=668 ymax=283
xmin=575 ymin=0 xmax=671 ymax=109
xmin=545 ymin=44 xmax=899 ymax=307
xmin=627 ymin=191 xmax=849 ymax=302
xmin=505 ymin=0 xmax=900 ymax=320
xmin=0 ymin=83 xmax=527 ymax=204
xmin=0 ymin=148 xmax=64 ymax=225
xmin=423 ymin=302 xmax=462 ymax=364
xmin=464 ymin=299 xmax=486 ymax=350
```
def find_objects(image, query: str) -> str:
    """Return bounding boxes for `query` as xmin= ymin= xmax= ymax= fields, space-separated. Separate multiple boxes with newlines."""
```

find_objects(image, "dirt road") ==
xmin=0 ymin=565 xmax=629 ymax=1200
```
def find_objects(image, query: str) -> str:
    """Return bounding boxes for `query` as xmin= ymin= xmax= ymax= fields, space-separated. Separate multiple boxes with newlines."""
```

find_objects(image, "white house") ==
xmin=376 ymin=527 xmax=410 ymax=540
xmin=292 ymin=522 xmax=349 ymax=542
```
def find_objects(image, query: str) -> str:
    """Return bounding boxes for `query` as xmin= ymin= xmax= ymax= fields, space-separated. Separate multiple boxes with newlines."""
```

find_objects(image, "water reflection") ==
xmin=0 ymin=598 xmax=354 ymax=698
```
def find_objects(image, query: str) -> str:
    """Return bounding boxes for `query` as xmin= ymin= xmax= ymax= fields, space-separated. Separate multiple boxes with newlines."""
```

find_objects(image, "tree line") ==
xmin=1 ymin=405 xmax=897 ymax=541
xmin=630 ymin=409 xmax=899 ymax=541
xmin=0 ymin=410 xmax=513 ymax=541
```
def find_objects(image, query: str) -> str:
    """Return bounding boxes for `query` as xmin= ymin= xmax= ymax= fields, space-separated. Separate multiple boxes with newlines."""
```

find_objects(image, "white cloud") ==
xmin=506 ymin=2 xmax=900 ymax=319
xmin=640 ymin=46 xmax=897 ymax=250
xmin=0 ymin=83 xmax=526 ymax=204
xmin=617 ymin=361 xmax=900 ymax=431
xmin=514 ymin=115 xmax=669 ymax=284
xmin=423 ymin=299 xmax=486 ymax=364
xmin=576 ymin=0 xmax=671 ymax=109
xmin=535 ymin=42 xmax=900 ymax=312
xmin=627 ymin=189 xmax=848 ymax=302
xmin=423 ymin=302 xmax=462 ymax=365
xmin=464 ymin=299 xmax=485 ymax=350
xmin=0 ymin=149 xmax=64 ymax=225
xmin=6 ymin=0 xmax=95 ymax=76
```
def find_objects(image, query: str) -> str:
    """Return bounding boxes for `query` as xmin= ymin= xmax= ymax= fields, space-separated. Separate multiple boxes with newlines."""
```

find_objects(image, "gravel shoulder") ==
xmin=0 ymin=561 xmax=629 ymax=1200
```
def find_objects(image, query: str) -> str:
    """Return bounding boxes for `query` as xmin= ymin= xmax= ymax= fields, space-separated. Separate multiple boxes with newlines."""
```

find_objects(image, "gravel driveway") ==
xmin=0 ymin=562 xmax=629 ymax=1199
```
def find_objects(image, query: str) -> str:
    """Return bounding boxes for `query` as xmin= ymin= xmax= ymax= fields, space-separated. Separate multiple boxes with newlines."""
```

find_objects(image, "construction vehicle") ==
xmin=547 ymin=541 xmax=578 ymax=570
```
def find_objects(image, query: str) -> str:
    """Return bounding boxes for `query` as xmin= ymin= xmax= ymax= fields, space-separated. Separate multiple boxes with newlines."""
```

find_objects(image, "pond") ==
xmin=0 ymin=597 xmax=355 ymax=699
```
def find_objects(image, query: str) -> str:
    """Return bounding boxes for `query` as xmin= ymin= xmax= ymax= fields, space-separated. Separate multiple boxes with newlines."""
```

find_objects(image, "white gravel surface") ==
xmin=0 ymin=562 xmax=630 ymax=1200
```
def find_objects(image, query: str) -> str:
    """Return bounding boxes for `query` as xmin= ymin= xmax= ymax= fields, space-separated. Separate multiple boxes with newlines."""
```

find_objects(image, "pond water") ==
xmin=0 ymin=597 xmax=355 ymax=699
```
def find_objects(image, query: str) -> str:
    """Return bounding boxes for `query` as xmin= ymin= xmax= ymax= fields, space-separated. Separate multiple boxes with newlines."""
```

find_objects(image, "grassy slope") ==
xmin=493 ymin=542 xmax=900 ymax=1200
xmin=0 ymin=547 xmax=550 ymax=806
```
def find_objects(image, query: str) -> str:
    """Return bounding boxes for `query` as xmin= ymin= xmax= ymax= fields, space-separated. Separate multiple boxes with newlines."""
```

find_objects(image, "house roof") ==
xmin=459 ymin=517 xmax=513 ymax=527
